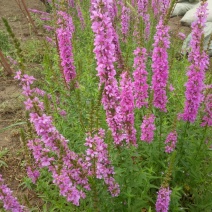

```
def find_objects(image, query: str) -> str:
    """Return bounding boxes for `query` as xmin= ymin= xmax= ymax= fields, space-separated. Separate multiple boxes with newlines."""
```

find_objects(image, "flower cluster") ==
xmin=120 ymin=2 xmax=130 ymax=40
xmin=28 ymin=114 xmax=90 ymax=206
xmin=151 ymin=0 xmax=170 ymax=17
xmin=76 ymin=3 xmax=86 ymax=29
xmin=27 ymin=166 xmax=40 ymax=184
xmin=108 ymin=1 xmax=118 ymax=21
xmin=56 ymin=11 xmax=76 ymax=86
xmin=180 ymin=1 xmax=209 ymax=123
xmin=201 ymin=94 xmax=212 ymax=127
xmin=137 ymin=0 xmax=150 ymax=39
xmin=0 ymin=174 xmax=27 ymax=211
xmin=133 ymin=47 xmax=149 ymax=108
xmin=155 ymin=187 xmax=172 ymax=212
xmin=113 ymin=28 xmax=124 ymax=70
xmin=140 ymin=114 xmax=156 ymax=143
xmin=85 ymin=129 xmax=120 ymax=196
xmin=160 ymin=0 xmax=170 ymax=16
xmin=68 ymin=0 xmax=74 ymax=8
xmin=120 ymin=72 xmax=137 ymax=145
xmin=164 ymin=131 xmax=178 ymax=153
xmin=151 ymin=19 xmax=170 ymax=112
xmin=15 ymin=71 xmax=90 ymax=206
xmin=151 ymin=0 xmax=159 ymax=17
xmin=137 ymin=0 xmax=148 ymax=15
xmin=91 ymin=0 xmax=123 ymax=145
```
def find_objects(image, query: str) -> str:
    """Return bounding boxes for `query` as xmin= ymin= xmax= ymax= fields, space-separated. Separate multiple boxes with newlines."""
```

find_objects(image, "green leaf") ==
xmin=0 ymin=122 xmax=26 ymax=133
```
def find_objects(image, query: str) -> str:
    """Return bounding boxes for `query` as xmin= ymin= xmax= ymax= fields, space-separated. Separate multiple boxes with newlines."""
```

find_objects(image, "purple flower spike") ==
xmin=91 ymin=0 xmax=124 ymax=145
xmin=85 ymin=129 xmax=120 ymax=196
xmin=76 ymin=3 xmax=86 ymax=29
xmin=120 ymin=72 xmax=137 ymax=146
xmin=201 ymin=94 xmax=212 ymax=127
xmin=152 ymin=19 xmax=170 ymax=112
xmin=156 ymin=187 xmax=172 ymax=212
xmin=133 ymin=47 xmax=149 ymax=108
xmin=120 ymin=2 xmax=130 ymax=40
xmin=180 ymin=2 xmax=209 ymax=123
xmin=0 ymin=174 xmax=27 ymax=211
xmin=137 ymin=0 xmax=150 ymax=39
xmin=164 ymin=131 xmax=178 ymax=153
xmin=140 ymin=114 xmax=156 ymax=143
xmin=56 ymin=11 xmax=76 ymax=86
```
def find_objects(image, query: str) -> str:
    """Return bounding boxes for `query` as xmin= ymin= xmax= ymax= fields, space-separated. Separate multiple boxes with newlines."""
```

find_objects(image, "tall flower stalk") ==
xmin=56 ymin=11 xmax=76 ymax=86
xmin=151 ymin=19 xmax=170 ymax=112
xmin=201 ymin=91 xmax=212 ymax=127
xmin=76 ymin=2 xmax=86 ymax=29
xmin=180 ymin=1 xmax=209 ymax=123
xmin=155 ymin=187 xmax=172 ymax=212
xmin=133 ymin=47 xmax=149 ymax=108
xmin=85 ymin=129 xmax=120 ymax=196
xmin=140 ymin=114 xmax=156 ymax=143
xmin=151 ymin=0 xmax=170 ymax=17
xmin=120 ymin=1 xmax=130 ymax=41
xmin=113 ymin=27 xmax=124 ymax=72
xmin=120 ymin=72 xmax=137 ymax=145
xmin=15 ymin=71 xmax=90 ymax=206
xmin=90 ymin=0 xmax=124 ymax=145
xmin=137 ymin=0 xmax=150 ymax=40
xmin=164 ymin=131 xmax=178 ymax=153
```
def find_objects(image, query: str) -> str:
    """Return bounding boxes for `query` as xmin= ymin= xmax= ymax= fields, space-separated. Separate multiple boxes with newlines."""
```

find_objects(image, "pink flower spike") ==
xmin=0 ymin=174 xmax=27 ymax=211
xmin=164 ymin=131 xmax=178 ymax=153
xmin=76 ymin=3 xmax=86 ymax=29
xmin=120 ymin=2 xmax=130 ymax=40
xmin=85 ymin=129 xmax=120 ymax=196
xmin=201 ymin=94 xmax=212 ymax=127
xmin=180 ymin=1 xmax=209 ymax=123
xmin=151 ymin=19 xmax=170 ymax=112
xmin=156 ymin=187 xmax=172 ymax=212
xmin=91 ymin=0 xmax=124 ymax=145
xmin=133 ymin=47 xmax=149 ymax=108
xmin=140 ymin=114 xmax=156 ymax=143
xmin=120 ymin=72 xmax=137 ymax=146
xmin=56 ymin=11 xmax=76 ymax=85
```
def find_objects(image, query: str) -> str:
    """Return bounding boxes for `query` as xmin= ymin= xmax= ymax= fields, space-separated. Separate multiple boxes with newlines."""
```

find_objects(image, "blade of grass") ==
xmin=0 ymin=122 xmax=26 ymax=133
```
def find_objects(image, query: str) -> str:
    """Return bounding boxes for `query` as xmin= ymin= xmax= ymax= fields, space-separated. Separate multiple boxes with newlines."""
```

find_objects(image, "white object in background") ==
xmin=171 ymin=2 xmax=198 ymax=17
xmin=182 ymin=22 xmax=212 ymax=56
xmin=180 ymin=1 xmax=212 ymax=26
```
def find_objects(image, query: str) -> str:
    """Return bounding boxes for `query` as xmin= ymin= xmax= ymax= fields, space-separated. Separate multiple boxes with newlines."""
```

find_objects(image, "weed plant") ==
xmin=1 ymin=0 xmax=212 ymax=211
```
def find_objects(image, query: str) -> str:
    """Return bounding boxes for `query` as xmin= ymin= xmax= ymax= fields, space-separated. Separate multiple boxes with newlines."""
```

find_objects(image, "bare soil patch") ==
xmin=169 ymin=16 xmax=191 ymax=36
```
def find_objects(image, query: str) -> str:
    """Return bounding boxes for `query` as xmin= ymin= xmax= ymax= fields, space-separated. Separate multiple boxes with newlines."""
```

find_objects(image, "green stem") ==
xmin=92 ymin=152 xmax=100 ymax=212
xmin=195 ymin=126 xmax=208 ymax=159
xmin=179 ymin=122 xmax=190 ymax=156
xmin=92 ymin=181 xmax=100 ymax=212
xmin=159 ymin=111 xmax=163 ymax=154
